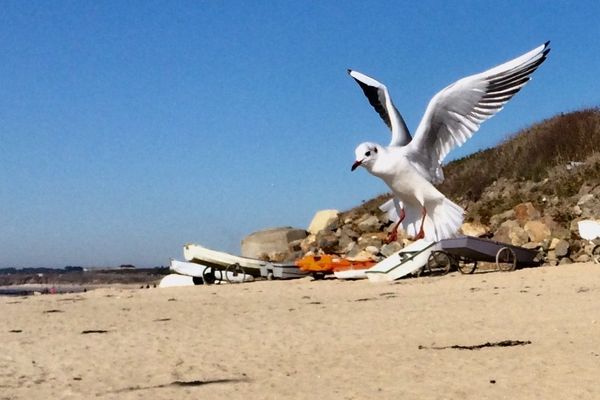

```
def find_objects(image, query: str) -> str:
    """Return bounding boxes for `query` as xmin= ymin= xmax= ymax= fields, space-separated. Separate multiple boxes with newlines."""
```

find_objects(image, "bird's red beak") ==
xmin=351 ymin=160 xmax=362 ymax=171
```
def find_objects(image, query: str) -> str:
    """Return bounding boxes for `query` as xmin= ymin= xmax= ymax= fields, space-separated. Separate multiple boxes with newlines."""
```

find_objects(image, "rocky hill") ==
xmin=289 ymin=108 xmax=600 ymax=265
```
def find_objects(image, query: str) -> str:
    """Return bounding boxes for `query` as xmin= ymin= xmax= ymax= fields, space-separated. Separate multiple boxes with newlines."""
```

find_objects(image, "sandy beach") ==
xmin=2 ymin=262 xmax=599 ymax=399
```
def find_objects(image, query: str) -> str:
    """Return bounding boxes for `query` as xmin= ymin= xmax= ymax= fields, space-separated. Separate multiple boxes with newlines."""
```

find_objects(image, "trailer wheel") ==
xmin=226 ymin=263 xmax=247 ymax=284
xmin=496 ymin=247 xmax=517 ymax=271
xmin=202 ymin=266 xmax=216 ymax=285
xmin=426 ymin=251 xmax=454 ymax=275
xmin=592 ymin=245 xmax=600 ymax=264
xmin=312 ymin=272 xmax=326 ymax=280
xmin=457 ymin=258 xmax=477 ymax=274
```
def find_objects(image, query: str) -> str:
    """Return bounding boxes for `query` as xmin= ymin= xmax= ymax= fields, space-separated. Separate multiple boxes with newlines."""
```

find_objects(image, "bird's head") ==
xmin=351 ymin=142 xmax=380 ymax=172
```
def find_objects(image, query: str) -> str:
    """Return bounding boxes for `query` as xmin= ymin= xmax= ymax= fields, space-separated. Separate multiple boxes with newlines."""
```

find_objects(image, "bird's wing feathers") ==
xmin=348 ymin=69 xmax=412 ymax=146
xmin=404 ymin=42 xmax=550 ymax=183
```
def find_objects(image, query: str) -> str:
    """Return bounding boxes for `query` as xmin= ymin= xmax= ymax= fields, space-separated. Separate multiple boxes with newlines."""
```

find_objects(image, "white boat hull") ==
xmin=366 ymin=239 xmax=436 ymax=282
xmin=159 ymin=274 xmax=196 ymax=288
xmin=183 ymin=243 xmax=306 ymax=279
xmin=333 ymin=268 xmax=368 ymax=280
xmin=170 ymin=259 xmax=254 ymax=283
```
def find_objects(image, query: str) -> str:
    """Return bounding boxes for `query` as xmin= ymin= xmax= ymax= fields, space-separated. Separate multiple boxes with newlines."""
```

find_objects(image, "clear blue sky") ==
xmin=1 ymin=1 xmax=598 ymax=267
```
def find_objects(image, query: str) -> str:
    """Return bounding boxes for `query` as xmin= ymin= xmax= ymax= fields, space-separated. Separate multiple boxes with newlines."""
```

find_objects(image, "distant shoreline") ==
xmin=0 ymin=285 xmax=89 ymax=297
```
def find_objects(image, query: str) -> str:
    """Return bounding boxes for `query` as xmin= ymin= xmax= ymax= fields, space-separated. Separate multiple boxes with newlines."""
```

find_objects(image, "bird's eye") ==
xmin=373 ymin=147 xmax=378 ymax=153
xmin=365 ymin=151 xmax=371 ymax=157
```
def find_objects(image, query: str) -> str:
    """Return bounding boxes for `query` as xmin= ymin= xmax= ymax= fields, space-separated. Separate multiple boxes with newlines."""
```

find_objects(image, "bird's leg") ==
xmin=413 ymin=207 xmax=427 ymax=240
xmin=386 ymin=208 xmax=406 ymax=243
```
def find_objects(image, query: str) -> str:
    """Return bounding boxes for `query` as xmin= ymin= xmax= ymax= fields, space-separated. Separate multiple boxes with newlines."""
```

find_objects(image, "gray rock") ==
xmin=289 ymin=239 xmax=304 ymax=252
xmin=357 ymin=233 xmax=385 ymax=249
xmin=300 ymin=234 xmax=317 ymax=253
xmin=341 ymin=241 xmax=358 ymax=255
xmin=365 ymin=246 xmax=380 ymax=255
xmin=316 ymin=231 xmax=339 ymax=253
xmin=338 ymin=233 xmax=355 ymax=252
xmin=380 ymin=242 xmax=402 ymax=257
xmin=346 ymin=243 xmax=363 ymax=258
xmin=558 ymin=257 xmax=573 ymax=265
xmin=341 ymin=225 xmax=360 ymax=239
xmin=490 ymin=210 xmax=515 ymax=228
xmin=577 ymin=194 xmax=594 ymax=206
xmin=357 ymin=215 xmax=381 ymax=233
xmin=554 ymin=239 xmax=570 ymax=257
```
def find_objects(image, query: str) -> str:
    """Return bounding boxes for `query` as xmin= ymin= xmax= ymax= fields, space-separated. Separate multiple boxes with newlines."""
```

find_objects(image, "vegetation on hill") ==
xmin=439 ymin=108 xmax=600 ymax=202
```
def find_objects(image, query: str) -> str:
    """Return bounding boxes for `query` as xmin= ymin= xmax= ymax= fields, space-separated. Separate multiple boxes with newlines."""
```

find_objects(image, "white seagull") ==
xmin=349 ymin=42 xmax=550 ymax=242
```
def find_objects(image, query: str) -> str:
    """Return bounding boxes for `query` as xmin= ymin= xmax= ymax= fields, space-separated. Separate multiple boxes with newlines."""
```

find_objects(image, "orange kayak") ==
xmin=295 ymin=254 xmax=376 ymax=273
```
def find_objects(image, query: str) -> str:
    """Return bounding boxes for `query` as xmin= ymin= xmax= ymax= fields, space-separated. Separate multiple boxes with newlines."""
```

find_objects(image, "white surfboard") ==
xmin=366 ymin=239 xmax=437 ymax=282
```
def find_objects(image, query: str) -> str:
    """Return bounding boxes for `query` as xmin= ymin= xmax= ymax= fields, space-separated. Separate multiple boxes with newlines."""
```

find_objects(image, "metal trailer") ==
xmin=200 ymin=261 xmax=307 ymax=284
xmin=423 ymin=236 xmax=541 ymax=275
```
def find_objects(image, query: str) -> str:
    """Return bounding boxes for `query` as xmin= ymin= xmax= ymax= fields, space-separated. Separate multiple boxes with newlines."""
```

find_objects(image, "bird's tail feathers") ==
xmin=381 ymin=197 xmax=464 ymax=242
xmin=427 ymin=198 xmax=464 ymax=241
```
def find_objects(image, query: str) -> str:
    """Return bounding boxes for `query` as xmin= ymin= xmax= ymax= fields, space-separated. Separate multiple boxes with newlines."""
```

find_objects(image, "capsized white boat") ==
xmin=159 ymin=274 xmax=196 ymax=288
xmin=366 ymin=239 xmax=437 ymax=282
xmin=170 ymin=259 xmax=254 ymax=283
xmin=333 ymin=268 xmax=368 ymax=280
xmin=183 ymin=243 xmax=307 ymax=280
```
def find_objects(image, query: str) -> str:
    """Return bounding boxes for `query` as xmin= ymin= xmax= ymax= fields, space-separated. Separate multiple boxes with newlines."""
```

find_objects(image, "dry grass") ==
xmin=439 ymin=108 xmax=600 ymax=202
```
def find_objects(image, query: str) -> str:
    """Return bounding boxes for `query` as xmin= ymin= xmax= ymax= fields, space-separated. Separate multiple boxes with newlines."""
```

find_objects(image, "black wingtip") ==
xmin=347 ymin=68 xmax=353 ymax=75
xmin=542 ymin=41 xmax=551 ymax=56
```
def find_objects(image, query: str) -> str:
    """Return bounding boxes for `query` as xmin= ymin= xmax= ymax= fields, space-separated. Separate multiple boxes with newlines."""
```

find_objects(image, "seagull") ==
xmin=349 ymin=42 xmax=551 ymax=242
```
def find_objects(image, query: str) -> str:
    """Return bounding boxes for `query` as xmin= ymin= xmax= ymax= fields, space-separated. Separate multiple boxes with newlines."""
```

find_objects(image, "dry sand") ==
xmin=1 ymin=262 xmax=599 ymax=399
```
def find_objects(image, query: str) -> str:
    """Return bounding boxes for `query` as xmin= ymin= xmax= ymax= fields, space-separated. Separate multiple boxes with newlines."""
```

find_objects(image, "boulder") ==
xmin=341 ymin=240 xmax=358 ymax=254
xmin=356 ymin=214 xmax=382 ymax=233
xmin=490 ymin=209 xmax=515 ymax=228
xmin=514 ymin=202 xmax=541 ymax=226
xmin=307 ymin=210 xmax=340 ymax=235
xmin=577 ymin=194 xmax=594 ymax=206
xmin=316 ymin=231 xmax=339 ymax=253
xmin=357 ymin=232 xmax=386 ymax=249
xmin=548 ymin=238 xmax=561 ymax=250
xmin=365 ymin=246 xmax=380 ymax=255
xmin=460 ymin=221 xmax=489 ymax=237
xmin=300 ymin=234 xmax=317 ymax=253
xmin=341 ymin=225 xmax=360 ymax=239
xmin=380 ymin=242 xmax=402 ymax=257
xmin=493 ymin=220 xmax=527 ymax=245
xmin=241 ymin=227 xmax=307 ymax=260
xmin=524 ymin=220 xmax=552 ymax=243
xmin=575 ymin=254 xmax=591 ymax=263
xmin=554 ymin=239 xmax=570 ymax=257
xmin=338 ymin=233 xmax=355 ymax=252
xmin=558 ymin=257 xmax=573 ymax=265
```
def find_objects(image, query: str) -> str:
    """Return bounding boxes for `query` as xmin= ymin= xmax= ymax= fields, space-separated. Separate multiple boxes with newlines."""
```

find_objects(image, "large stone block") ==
xmin=513 ymin=202 xmax=541 ymax=226
xmin=241 ymin=227 xmax=307 ymax=260
xmin=307 ymin=209 xmax=340 ymax=235
xmin=524 ymin=220 xmax=551 ymax=244
xmin=460 ymin=221 xmax=489 ymax=237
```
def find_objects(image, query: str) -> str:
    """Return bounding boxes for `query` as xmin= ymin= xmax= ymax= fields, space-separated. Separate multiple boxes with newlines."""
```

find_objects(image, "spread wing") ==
xmin=347 ymin=69 xmax=412 ymax=146
xmin=404 ymin=41 xmax=550 ymax=184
